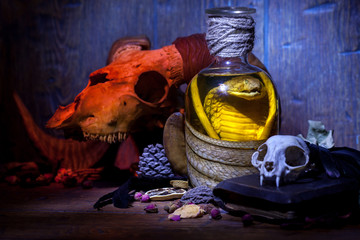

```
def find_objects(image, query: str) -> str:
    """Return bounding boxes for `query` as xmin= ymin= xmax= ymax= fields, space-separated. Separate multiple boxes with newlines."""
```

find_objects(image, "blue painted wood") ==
xmin=267 ymin=0 xmax=360 ymax=149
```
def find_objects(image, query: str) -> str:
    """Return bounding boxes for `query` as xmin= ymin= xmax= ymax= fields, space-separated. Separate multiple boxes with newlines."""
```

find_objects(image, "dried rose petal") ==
xmin=5 ymin=175 xmax=19 ymax=185
xmin=172 ymin=204 xmax=205 ymax=218
xmin=210 ymin=208 xmax=222 ymax=220
xmin=134 ymin=192 xmax=143 ymax=201
xmin=43 ymin=173 xmax=54 ymax=181
xmin=140 ymin=194 xmax=150 ymax=202
xmin=144 ymin=204 xmax=158 ymax=213
xmin=169 ymin=214 xmax=181 ymax=221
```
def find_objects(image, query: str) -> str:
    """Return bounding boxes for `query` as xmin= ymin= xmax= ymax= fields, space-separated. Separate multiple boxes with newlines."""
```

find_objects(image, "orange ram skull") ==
xmin=46 ymin=36 xmax=185 ymax=143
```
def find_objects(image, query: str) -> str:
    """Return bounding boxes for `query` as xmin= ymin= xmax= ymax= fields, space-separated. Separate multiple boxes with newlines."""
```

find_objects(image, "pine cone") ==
xmin=138 ymin=143 xmax=175 ymax=178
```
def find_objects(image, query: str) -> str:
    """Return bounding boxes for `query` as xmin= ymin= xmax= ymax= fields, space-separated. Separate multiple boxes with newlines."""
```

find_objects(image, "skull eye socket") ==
xmin=89 ymin=73 xmax=109 ymax=86
xmin=285 ymin=146 xmax=306 ymax=167
xmin=257 ymin=144 xmax=267 ymax=161
xmin=135 ymin=71 xmax=168 ymax=104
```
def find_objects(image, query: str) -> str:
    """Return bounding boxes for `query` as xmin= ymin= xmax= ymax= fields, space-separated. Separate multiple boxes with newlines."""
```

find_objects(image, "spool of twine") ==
xmin=206 ymin=14 xmax=255 ymax=58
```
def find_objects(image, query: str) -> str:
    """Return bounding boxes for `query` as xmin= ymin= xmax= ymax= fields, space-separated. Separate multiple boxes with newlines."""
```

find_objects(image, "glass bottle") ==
xmin=185 ymin=7 xmax=279 ymax=142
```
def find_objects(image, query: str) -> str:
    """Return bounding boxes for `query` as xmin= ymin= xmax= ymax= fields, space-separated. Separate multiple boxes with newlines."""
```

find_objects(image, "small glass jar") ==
xmin=185 ymin=7 xmax=279 ymax=142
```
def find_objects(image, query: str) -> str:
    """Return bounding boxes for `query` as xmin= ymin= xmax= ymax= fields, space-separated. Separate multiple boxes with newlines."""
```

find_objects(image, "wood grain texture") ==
xmin=0 ymin=0 xmax=359 ymax=168
xmin=268 ymin=0 xmax=360 ymax=149
xmin=0 ymin=183 xmax=360 ymax=240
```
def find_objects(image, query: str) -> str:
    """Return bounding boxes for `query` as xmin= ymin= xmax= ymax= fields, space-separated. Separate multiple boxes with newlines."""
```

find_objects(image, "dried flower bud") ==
xmin=164 ymin=205 xmax=170 ymax=213
xmin=140 ymin=194 xmax=150 ymax=202
xmin=81 ymin=180 xmax=93 ymax=189
xmin=169 ymin=214 xmax=181 ymax=221
xmin=144 ymin=204 xmax=158 ymax=213
xmin=134 ymin=192 xmax=143 ymax=201
xmin=173 ymin=199 xmax=183 ymax=207
xmin=242 ymin=214 xmax=254 ymax=227
xmin=168 ymin=204 xmax=179 ymax=213
xmin=210 ymin=208 xmax=222 ymax=220
xmin=164 ymin=199 xmax=183 ymax=213
xmin=62 ymin=176 xmax=77 ymax=187
xmin=199 ymin=203 xmax=215 ymax=214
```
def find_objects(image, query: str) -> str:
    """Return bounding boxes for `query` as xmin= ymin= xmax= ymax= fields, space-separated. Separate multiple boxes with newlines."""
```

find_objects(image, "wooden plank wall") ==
xmin=269 ymin=0 xmax=360 ymax=150
xmin=0 ymin=0 xmax=359 ymax=164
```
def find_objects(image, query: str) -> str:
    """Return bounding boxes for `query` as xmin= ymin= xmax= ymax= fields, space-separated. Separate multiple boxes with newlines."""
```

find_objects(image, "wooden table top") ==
xmin=0 ymin=182 xmax=359 ymax=240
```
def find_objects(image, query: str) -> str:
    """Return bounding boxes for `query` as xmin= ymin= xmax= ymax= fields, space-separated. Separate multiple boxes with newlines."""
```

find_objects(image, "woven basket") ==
xmin=185 ymin=121 xmax=263 ymax=189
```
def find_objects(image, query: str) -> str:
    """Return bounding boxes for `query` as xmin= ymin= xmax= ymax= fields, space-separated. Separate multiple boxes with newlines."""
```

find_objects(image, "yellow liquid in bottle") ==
xmin=185 ymin=71 xmax=278 ymax=141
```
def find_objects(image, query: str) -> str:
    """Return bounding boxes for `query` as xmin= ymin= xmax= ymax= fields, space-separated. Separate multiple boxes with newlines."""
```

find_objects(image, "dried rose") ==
xmin=242 ymin=214 xmax=254 ymax=227
xmin=173 ymin=199 xmax=183 ymax=208
xmin=169 ymin=214 xmax=181 ymax=221
xmin=144 ymin=204 xmax=158 ymax=213
xmin=134 ymin=192 xmax=143 ymax=201
xmin=210 ymin=208 xmax=222 ymax=220
xmin=164 ymin=199 xmax=183 ymax=213
xmin=81 ymin=180 xmax=93 ymax=189
xmin=168 ymin=204 xmax=180 ymax=213
xmin=164 ymin=205 xmax=170 ymax=213
xmin=140 ymin=194 xmax=150 ymax=202
xmin=62 ymin=176 xmax=77 ymax=187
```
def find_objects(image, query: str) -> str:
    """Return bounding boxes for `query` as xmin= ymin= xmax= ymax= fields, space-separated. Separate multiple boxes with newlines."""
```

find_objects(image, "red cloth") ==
xmin=114 ymin=135 xmax=139 ymax=170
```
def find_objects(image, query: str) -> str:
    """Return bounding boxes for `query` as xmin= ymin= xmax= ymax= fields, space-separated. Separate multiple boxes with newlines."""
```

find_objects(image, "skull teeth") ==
xmin=83 ymin=131 xmax=128 ymax=143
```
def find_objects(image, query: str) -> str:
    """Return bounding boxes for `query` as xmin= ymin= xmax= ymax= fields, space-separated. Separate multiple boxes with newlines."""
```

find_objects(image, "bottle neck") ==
xmin=209 ymin=54 xmax=250 ymax=70
xmin=201 ymin=53 xmax=262 ymax=75
xmin=213 ymin=55 xmax=249 ymax=66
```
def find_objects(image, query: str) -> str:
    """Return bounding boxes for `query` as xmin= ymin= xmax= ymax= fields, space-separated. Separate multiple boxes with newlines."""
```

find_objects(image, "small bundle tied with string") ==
xmin=206 ymin=10 xmax=255 ymax=58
